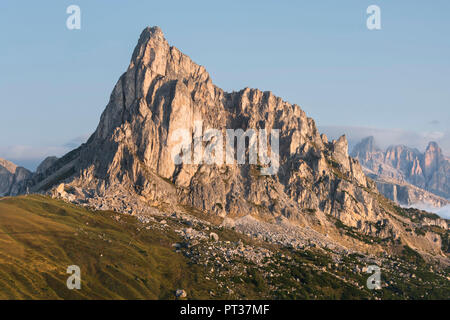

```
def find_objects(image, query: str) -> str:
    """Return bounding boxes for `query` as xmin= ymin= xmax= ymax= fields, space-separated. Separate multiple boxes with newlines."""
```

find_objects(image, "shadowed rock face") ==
xmin=0 ymin=158 xmax=32 ymax=196
xmin=352 ymin=137 xmax=450 ymax=202
xmin=17 ymin=27 xmax=448 ymax=258
xmin=36 ymin=156 xmax=58 ymax=174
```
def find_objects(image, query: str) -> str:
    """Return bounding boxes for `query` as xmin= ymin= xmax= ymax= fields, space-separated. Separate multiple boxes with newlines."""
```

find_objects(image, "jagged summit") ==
xmin=425 ymin=141 xmax=443 ymax=163
xmin=427 ymin=141 xmax=441 ymax=150
xmin=142 ymin=26 xmax=164 ymax=38
xmin=129 ymin=26 xmax=210 ymax=83
xmin=134 ymin=26 xmax=166 ymax=53
xmin=351 ymin=136 xmax=382 ymax=165
xmin=352 ymin=136 xmax=450 ymax=204
xmin=359 ymin=136 xmax=378 ymax=152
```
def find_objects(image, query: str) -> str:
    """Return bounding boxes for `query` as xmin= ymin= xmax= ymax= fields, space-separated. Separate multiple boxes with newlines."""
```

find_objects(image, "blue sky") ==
xmin=1 ymin=0 xmax=449 ymax=170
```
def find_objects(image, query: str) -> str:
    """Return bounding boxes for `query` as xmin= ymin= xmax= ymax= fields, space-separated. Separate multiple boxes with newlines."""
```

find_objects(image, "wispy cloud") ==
xmin=0 ymin=134 xmax=90 ymax=171
xmin=429 ymin=120 xmax=440 ymax=126
xmin=0 ymin=145 xmax=68 ymax=161
xmin=63 ymin=134 xmax=90 ymax=149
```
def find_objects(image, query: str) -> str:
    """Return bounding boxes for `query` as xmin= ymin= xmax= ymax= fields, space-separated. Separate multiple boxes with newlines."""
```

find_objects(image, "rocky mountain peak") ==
xmin=26 ymin=27 xmax=375 ymax=221
xmin=358 ymin=136 xmax=378 ymax=152
xmin=425 ymin=141 xmax=443 ymax=162
xmin=426 ymin=141 xmax=441 ymax=152
xmin=330 ymin=135 xmax=350 ymax=167
xmin=17 ymin=27 xmax=449 ymax=261
xmin=129 ymin=26 xmax=209 ymax=83
xmin=424 ymin=141 xmax=444 ymax=180
xmin=143 ymin=25 xmax=164 ymax=39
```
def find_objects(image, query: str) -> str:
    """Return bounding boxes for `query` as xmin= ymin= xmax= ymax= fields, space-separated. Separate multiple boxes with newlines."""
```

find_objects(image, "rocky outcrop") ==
xmin=0 ymin=158 xmax=32 ymax=196
xmin=17 ymin=27 xmax=448 ymax=259
xmin=352 ymin=137 xmax=450 ymax=204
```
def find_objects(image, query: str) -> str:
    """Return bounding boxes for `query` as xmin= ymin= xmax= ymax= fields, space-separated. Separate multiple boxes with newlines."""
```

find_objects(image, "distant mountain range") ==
xmin=351 ymin=137 xmax=450 ymax=209
xmin=0 ymin=156 xmax=58 ymax=196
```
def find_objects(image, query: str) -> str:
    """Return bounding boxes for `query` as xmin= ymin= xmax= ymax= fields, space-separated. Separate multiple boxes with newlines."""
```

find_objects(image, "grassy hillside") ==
xmin=0 ymin=195 xmax=448 ymax=300
xmin=0 ymin=195 xmax=214 ymax=299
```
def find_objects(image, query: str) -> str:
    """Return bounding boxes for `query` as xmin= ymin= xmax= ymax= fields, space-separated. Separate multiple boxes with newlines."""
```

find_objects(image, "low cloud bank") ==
xmin=436 ymin=206 xmax=450 ymax=220
xmin=0 ymin=134 xmax=89 ymax=171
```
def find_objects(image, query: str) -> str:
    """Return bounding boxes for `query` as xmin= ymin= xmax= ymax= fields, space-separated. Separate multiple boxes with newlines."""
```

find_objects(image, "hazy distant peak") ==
xmin=129 ymin=26 xmax=209 ymax=83
xmin=350 ymin=136 xmax=380 ymax=158
xmin=0 ymin=157 xmax=32 ymax=196
xmin=0 ymin=157 xmax=18 ymax=174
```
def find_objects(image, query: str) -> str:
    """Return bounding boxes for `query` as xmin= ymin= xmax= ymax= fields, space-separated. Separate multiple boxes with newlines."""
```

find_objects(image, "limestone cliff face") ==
xmin=20 ymin=27 xmax=448 ymax=258
xmin=0 ymin=158 xmax=32 ymax=196
xmin=352 ymin=137 xmax=450 ymax=203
